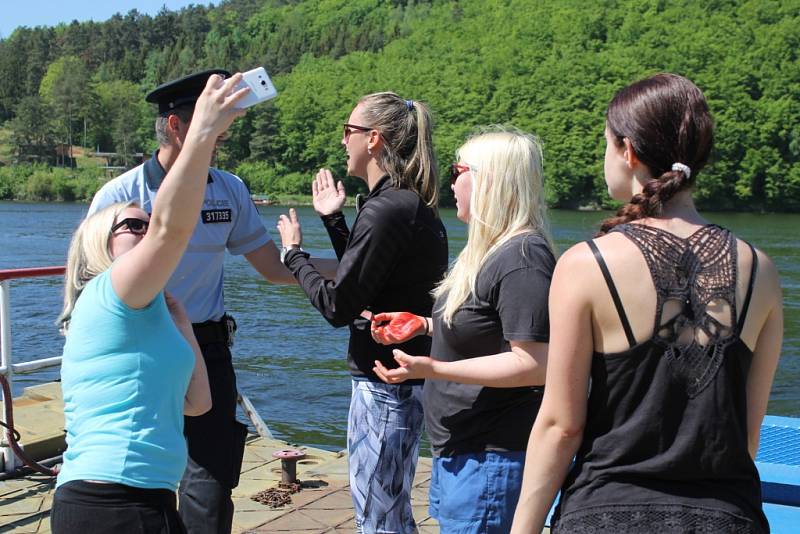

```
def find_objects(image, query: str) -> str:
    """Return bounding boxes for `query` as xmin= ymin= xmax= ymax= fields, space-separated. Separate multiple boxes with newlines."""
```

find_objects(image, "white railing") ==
xmin=0 ymin=266 xmax=66 ymax=473
xmin=0 ymin=265 xmax=273 ymax=475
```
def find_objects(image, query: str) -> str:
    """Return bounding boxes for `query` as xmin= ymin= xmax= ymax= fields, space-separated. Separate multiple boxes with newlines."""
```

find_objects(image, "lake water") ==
xmin=1 ymin=202 xmax=798 ymax=452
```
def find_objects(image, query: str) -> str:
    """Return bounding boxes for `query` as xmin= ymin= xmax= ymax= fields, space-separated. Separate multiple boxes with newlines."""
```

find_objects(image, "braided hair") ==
xmin=598 ymin=74 xmax=714 ymax=235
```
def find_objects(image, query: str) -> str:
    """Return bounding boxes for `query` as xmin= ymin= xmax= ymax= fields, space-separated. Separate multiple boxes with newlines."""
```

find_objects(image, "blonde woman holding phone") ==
xmin=52 ymin=73 xmax=247 ymax=534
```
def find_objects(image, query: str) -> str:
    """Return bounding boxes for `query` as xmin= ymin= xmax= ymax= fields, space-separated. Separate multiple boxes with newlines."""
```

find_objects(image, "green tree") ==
xmin=8 ymin=96 xmax=58 ymax=164
xmin=39 ymin=56 xmax=89 ymax=164
xmin=92 ymin=80 xmax=150 ymax=161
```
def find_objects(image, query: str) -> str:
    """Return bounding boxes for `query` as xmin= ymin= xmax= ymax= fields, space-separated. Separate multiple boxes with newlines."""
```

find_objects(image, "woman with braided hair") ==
xmin=511 ymin=73 xmax=783 ymax=533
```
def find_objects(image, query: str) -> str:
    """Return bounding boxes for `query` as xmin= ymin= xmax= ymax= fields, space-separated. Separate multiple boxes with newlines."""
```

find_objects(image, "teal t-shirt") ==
xmin=57 ymin=268 xmax=195 ymax=491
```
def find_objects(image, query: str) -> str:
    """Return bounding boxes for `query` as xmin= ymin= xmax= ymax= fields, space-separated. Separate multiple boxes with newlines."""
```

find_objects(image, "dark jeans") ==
xmin=51 ymin=480 xmax=184 ymax=534
xmin=178 ymin=341 xmax=248 ymax=534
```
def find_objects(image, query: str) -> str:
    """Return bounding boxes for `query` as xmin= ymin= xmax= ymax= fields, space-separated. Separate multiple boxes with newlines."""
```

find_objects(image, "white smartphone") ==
xmin=233 ymin=67 xmax=278 ymax=108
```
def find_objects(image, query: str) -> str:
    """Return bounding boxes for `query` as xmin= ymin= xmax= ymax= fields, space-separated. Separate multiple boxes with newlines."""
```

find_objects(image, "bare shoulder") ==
xmin=553 ymin=238 xmax=608 ymax=287
xmin=754 ymin=245 xmax=782 ymax=303
xmin=736 ymin=238 xmax=781 ymax=298
xmin=559 ymin=232 xmax=630 ymax=265
xmin=556 ymin=240 xmax=594 ymax=269
xmin=554 ymin=232 xmax=642 ymax=302
xmin=734 ymin=237 xmax=783 ymax=350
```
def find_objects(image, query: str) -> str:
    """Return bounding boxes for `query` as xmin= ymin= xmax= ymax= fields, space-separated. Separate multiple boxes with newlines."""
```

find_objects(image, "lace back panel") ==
xmin=615 ymin=224 xmax=738 ymax=398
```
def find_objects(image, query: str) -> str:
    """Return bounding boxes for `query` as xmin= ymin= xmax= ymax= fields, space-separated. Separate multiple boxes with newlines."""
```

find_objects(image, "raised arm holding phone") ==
xmin=53 ymin=73 xmax=247 ymax=534
xmin=84 ymin=66 xmax=305 ymax=534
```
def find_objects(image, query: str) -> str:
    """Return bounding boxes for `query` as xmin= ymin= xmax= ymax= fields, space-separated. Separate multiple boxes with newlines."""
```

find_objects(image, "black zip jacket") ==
xmin=284 ymin=175 xmax=449 ymax=382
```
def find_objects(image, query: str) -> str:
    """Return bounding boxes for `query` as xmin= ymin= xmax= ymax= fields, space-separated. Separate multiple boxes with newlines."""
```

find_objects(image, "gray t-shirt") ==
xmin=424 ymin=232 xmax=555 ymax=457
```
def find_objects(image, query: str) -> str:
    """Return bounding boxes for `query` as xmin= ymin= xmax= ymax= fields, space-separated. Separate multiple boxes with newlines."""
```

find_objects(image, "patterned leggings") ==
xmin=348 ymin=379 xmax=424 ymax=534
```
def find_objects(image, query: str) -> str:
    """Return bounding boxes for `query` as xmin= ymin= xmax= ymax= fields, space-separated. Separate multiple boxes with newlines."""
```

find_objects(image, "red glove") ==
xmin=371 ymin=312 xmax=427 ymax=345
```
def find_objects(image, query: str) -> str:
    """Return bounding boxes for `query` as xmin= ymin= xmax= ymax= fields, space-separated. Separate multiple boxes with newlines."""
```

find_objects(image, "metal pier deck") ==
xmin=3 ymin=382 xmax=800 ymax=532
xmin=0 ymin=382 xmax=440 ymax=533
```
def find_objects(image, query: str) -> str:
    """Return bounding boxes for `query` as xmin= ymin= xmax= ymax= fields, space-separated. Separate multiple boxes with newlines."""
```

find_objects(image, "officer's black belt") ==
xmin=192 ymin=318 xmax=229 ymax=346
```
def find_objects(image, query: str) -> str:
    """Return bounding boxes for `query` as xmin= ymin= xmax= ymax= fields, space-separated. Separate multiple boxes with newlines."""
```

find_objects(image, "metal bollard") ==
xmin=273 ymin=448 xmax=306 ymax=485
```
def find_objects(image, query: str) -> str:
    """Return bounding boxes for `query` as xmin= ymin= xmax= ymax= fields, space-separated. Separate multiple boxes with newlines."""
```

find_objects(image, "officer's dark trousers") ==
xmin=178 ymin=341 xmax=248 ymax=534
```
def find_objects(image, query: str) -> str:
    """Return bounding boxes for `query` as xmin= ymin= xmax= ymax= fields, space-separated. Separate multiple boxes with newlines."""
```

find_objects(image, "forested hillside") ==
xmin=1 ymin=0 xmax=798 ymax=210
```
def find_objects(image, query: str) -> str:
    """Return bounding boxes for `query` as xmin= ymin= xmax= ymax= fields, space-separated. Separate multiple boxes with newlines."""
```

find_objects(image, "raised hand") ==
xmin=373 ymin=350 xmax=433 ymax=384
xmin=187 ymin=73 xmax=248 ymax=145
xmin=276 ymin=208 xmax=303 ymax=248
xmin=312 ymin=168 xmax=346 ymax=216
xmin=371 ymin=312 xmax=428 ymax=345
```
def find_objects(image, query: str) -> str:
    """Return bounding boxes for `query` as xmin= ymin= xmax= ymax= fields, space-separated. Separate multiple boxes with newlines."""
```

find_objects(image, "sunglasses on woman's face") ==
xmin=449 ymin=163 xmax=471 ymax=186
xmin=110 ymin=217 xmax=149 ymax=235
xmin=342 ymin=123 xmax=373 ymax=140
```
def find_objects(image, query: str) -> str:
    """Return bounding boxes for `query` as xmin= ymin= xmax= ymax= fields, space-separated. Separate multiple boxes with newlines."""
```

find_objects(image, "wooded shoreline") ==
xmin=1 ymin=0 xmax=798 ymax=211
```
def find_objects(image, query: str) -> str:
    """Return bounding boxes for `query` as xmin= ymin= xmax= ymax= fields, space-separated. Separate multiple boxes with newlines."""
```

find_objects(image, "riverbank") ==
xmin=2 ymin=166 xmax=797 ymax=213
xmin=0 ymin=164 xmax=105 ymax=202
xmin=0 ymin=190 xmax=355 ymax=208
xmin=0 ymin=164 xmax=365 ymax=207
xmin=264 ymin=194 xmax=358 ymax=207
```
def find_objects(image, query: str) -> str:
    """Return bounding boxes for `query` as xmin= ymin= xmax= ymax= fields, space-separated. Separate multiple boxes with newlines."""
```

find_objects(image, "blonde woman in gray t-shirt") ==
xmin=372 ymin=127 xmax=555 ymax=534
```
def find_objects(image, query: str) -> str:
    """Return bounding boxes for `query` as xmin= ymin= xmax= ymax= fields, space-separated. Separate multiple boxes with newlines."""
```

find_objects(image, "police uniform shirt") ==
xmin=88 ymin=151 xmax=271 ymax=323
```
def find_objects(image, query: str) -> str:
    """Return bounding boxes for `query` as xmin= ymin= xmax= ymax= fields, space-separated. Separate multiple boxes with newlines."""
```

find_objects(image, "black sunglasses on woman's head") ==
xmin=110 ymin=218 xmax=149 ymax=235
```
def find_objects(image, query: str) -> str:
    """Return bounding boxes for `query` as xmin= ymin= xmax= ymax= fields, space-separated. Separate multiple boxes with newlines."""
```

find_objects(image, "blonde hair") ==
xmin=58 ymin=201 xmax=136 ymax=331
xmin=434 ymin=127 xmax=554 ymax=325
xmin=358 ymin=92 xmax=438 ymax=208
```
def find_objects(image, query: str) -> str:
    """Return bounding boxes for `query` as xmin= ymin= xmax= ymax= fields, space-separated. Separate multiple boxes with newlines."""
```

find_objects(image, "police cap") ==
xmin=146 ymin=69 xmax=231 ymax=115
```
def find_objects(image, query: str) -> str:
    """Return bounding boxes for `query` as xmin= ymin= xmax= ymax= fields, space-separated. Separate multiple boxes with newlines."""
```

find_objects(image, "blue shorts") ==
xmin=429 ymin=451 xmax=526 ymax=534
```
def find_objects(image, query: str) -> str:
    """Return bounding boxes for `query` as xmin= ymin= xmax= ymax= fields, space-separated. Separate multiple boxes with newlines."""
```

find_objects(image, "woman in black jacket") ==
xmin=277 ymin=92 xmax=448 ymax=534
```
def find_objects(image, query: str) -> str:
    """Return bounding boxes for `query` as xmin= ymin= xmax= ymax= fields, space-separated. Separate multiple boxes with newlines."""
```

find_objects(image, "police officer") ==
xmin=87 ymin=69 xmax=326 ymax=534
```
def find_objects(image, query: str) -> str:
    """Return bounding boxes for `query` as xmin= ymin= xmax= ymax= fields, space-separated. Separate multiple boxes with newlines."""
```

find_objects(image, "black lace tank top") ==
xmin=553 ymin=224 xmax=769 ymax=534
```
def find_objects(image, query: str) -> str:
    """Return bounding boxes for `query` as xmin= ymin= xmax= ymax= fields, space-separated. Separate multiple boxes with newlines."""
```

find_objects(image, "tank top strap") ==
xmin=586 ymin=240 xmax=637 ymax=349
xmin=736 ymin=241 xmax=759 ymax=333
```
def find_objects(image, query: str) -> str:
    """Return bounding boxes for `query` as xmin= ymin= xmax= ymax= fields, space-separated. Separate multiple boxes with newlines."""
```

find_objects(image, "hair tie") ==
xmin=671 ymin=162 xmax=691 ymax=179
xmin=405 ymin=99 xmax=414 ymax=111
